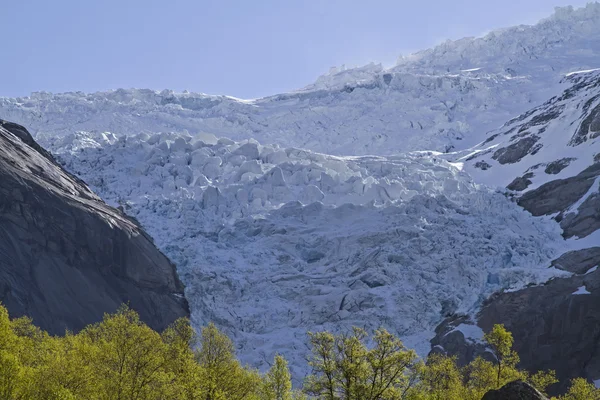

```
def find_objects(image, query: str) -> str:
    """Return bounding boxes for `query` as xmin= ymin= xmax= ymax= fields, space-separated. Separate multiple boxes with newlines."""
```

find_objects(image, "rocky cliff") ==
xmin=0 ymin=120 xmax=188 ymax=334
xmin=432 ymin=70 xmax=600 ymax=395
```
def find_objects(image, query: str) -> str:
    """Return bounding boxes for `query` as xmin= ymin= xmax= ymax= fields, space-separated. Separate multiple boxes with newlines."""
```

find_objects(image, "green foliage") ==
xmin=528 ymin=369 xmax=558 ymax=396
xmin=262 ymin=355 xmax=293 ymax=400
xmin=0 ymin=303 xmax=594 ymax=400
xmin=461 ymin=357 xmax=497 ymax=400
xmin=483 ymin=324 xmax=523 ymax=388
xmin=417 ymin=354 xmax=464 ymax=400
xmin=305 ymin=327 xmax=418 ymax=400
xmin=558 ymin=378 xmax=600 ymax=400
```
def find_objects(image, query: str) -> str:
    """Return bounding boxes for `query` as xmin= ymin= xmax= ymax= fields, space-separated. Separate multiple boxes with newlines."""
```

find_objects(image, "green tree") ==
xmin=528 ymin=369 xmax=558 ymax=397
xmin=81 ymin=305 xmax=171 ymax=400
xmin=162 ymin=318 xmax=205 ymax=400
xmin=196 ymin=323 xmax=262 ymax=400
xmin=483 ymin=324 xmax=523 ymax=388
xmin=304 ymin=327 xmax=418 ymax=400
xmin=418 ymin=353 xmax=464 ymax=400
xmin=363 ymin=328 xmax=418 ymax=399
xmin=559 ymin=378 xmax=600 ymax=400
xmin=262 ymin=355 xmax=292 ymax=400
xmin=462 ymin=357 xmax=497 ymax=400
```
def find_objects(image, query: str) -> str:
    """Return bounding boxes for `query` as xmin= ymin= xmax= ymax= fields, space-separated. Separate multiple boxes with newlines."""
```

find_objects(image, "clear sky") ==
xmin=1 ymin=0 xmax=592 ymax=99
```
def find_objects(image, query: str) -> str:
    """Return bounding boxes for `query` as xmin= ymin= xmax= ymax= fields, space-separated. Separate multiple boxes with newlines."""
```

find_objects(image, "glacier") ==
xmin=2 ymin=1 xmax=600 ymax=382
xmin=51 ymin=131 xmax=566 ymax=379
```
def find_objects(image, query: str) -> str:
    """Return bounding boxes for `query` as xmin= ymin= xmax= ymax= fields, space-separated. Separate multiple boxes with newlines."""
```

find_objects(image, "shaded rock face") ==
xmin=493 ymin=136 xmax=541 ymax=165
xmin=545 ymin=158 xmax=576 ymax=175
xmin=551 ymin=247 xmax=600 ymax=274
xmin=508 ymin=173 xmax=534 ymax=191
xmin=0 ymin=120 xmax=188 ymax=334
xmin=518 ymin=163 xmax=600 ymax=219
xmin=482 ymin=381 xmax=548 ymax=400
xmin=429 ymin=315 xmax=494 ymax=367
xmin=560 ymin=191 xmax=600 ymax=238
xmin=431 ymin=249 xmax=600 ymax=395
xmin=477 ymin=269 xmax=600 ymax=395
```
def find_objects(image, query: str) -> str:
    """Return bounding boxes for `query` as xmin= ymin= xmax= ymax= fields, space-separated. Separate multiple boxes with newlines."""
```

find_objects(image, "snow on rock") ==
xmin=459 ymin=69 xmax=600 ymax=242
xmin=52 ymin=131 xmax=566 ymax=378
xmin=462 ymin=69 xmax=600 ymax=192
xmin=447 ymin=324 xmax=485 ymax=344
xmin=586 ymin=266 xmax=598 ymax=275
xmin=572 ymin=286 xmax=591 ymax=295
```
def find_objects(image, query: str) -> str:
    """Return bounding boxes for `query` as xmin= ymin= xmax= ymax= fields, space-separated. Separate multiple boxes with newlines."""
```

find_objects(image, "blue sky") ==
xmin=1 ymin=0 xmax=591 ymax=99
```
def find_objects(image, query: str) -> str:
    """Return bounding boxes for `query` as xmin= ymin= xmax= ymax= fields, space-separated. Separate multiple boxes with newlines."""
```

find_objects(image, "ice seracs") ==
xmin=52 ymin=130 xmax=566 ymax=379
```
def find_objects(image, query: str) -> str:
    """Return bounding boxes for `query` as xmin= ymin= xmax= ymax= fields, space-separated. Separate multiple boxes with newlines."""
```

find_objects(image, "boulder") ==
xmin=482 ymin=381 xmax=548 ymax=400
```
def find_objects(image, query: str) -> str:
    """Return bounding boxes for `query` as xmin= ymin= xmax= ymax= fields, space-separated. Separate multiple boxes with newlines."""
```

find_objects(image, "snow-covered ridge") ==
xmin=52 ymin=130 xmax=566 ymax=378
xmin=462 ymin=69 xmax=600 ymax=193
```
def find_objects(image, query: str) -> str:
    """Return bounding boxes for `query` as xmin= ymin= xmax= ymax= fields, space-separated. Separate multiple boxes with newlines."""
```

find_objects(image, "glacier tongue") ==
xmin=52 ymin=130 xmax=567 ymax=379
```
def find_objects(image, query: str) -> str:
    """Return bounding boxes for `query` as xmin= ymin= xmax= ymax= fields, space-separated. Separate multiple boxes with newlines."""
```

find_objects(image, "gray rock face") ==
xmin=493 ymin=136 xmax=540 ymax=165
xmin=518 ymin=163 xmax=600 ymax=217
xmin=560 ymin=191 xmax=600 ymax=238
xmin=508 ymin=173 xmax=534 ymax=191
xmin=431 ymin=247 xmax=600 ymax=396
xmin=545 ymin=158 xmax=576 ymax=175
xmin=551 ymin=247 xmax=600 ymax=274
xmin=429 ymin=315 xmax=493 ymax=367
xmin=482 ymin=381 xmax=548 ymax=400
xmin=477 ymin=267 xmax=600 ymax=395
xmin=0 ymin=120 xmax=188 ymax=334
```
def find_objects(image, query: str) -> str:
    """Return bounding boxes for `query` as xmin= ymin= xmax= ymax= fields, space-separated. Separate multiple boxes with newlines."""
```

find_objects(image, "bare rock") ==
xmin=493 ymin=136 xmax=541 ymax=165
xmin=482 ymin=381 xmax=548 ymax=400
xmin=0 ymin=120 xmax=188 ymax=334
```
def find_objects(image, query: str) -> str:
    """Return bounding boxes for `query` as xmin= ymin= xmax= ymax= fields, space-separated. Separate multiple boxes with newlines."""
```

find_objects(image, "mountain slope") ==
xmin=429 ymin=69 xmax=600 ymax=395
xmin=0 ymin=120 xmax=188 ymax=334
xmin=463 ymin=69 xmax=600 ymax=241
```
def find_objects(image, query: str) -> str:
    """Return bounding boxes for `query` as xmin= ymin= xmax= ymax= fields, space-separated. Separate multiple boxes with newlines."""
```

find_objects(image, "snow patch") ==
xmin=565 ymin=68 xmax=600 ymax=77
xmin=572 ymin=286 xmax=591 ymax=295
xmin=585 ymin=266 xmax=598 ymax=275
xmin=448 ymin=324 xmax=485 ymax=343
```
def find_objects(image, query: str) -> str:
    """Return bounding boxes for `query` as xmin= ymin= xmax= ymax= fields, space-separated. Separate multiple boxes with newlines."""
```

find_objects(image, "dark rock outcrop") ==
xmin=508 ymin=173 xmax=534 ymax=191
xmin=429 ymin=315 xmax=493 ymax=367
xmin=0 ymin=120 xmax=188 ymax=334
xmin=493 ymin=136 xmax=541 ymax=165
xmin=545 ymin=158 xmax=576 ymax=175
xmin=476 ymin=269 xmax=600 ymax=395
xmin=518 ymin=163 xmax=600 ymax=217
xmin=551 ymin=247 xmax=600 ymax=274
xmin=560 ymin=191 xmax=600 ymax=238
xmin=482 ymin=381 xmax=548 ymax=400
xmin=431 ymin=250 xmax=600 ymax=395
